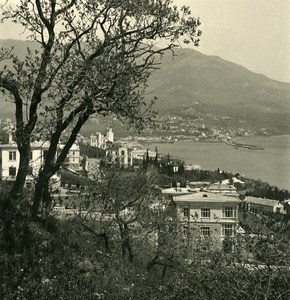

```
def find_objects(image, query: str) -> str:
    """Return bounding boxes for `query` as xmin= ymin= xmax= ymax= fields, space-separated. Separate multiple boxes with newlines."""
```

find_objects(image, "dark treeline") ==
xmin=143 ymin=151 xmax=289 ymax=201
xmin=79 ymin=143 xmax=106 ymax=159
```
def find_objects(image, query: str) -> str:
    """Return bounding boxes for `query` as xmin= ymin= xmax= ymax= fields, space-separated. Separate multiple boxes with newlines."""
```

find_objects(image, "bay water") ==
xmin=150 ymin=135 xmax=290 ymax=191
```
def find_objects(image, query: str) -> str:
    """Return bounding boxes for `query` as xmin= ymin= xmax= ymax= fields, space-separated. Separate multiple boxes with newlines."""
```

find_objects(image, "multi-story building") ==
xmin=0 ymin=140 xmax=80 ymax=188
xmin=0 ymin=141 xmax=50 ymax=187
xmin=90 ymin=132 xmax=104 ymax=148
xmin=173 ymin=192 xmax=241 ymax=246
xmin=59 ymin=143 xmax=81 ymax=171
xmin=90 ymin=127 xmax=114 ymax=149
xmin=105 ymin=144 xmax=133 ymax=168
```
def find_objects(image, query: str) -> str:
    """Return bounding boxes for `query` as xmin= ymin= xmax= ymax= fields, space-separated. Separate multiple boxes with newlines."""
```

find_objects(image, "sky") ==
xmin=0 ymin=0 xmax=290 ymax=82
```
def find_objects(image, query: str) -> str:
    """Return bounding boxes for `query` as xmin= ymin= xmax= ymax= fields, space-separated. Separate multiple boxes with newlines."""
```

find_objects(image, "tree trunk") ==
xmin=124 ymin=223 xmax=134 ymax=262
xmin=31 ymin=112 xmax=90 ymax=217
xmin=118 ymin=221 xmax=134 ymax=262
xmin=31 ymin=170 xmax=52 ymax=218
xmin=9 ymin=143 xmax=30 ymax=199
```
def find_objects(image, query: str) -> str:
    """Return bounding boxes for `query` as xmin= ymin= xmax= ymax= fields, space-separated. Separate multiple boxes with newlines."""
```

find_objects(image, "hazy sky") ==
xmin=1 ymin=0 xmax=289 ymax=82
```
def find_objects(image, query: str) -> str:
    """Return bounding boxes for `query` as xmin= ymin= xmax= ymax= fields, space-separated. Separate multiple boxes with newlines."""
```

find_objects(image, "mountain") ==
xmin=146 ymin=48 xmax=290 ymax=134
xmin=1 ymin=40 xmax=290 ymax=134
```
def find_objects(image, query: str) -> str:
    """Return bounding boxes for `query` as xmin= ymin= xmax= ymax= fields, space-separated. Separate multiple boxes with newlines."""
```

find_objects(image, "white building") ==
xmin=0 ymin=140 xmax=80 ymax=188
xmin=105 ymin=144 xmax=133 ymax=168
xmin=173 ymin=192 xmax=241 ymax=246
xmin=242 ymin=197 xmax=286 ymax=214
xmin=90 ymin=132 xmax=104 ymax=148
xmin=105 ymin=127 xmax=114 ymax=143
xmin=0 ymin=141 xmax=50 ymax=187
xmin=59 ymin=143 xmax=81 ymax=171
xmin=90 ymin=127 xmax=114 ymax=148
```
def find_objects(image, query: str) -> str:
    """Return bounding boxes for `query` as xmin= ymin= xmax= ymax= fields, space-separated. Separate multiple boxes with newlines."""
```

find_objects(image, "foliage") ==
xmin=1 ymin=188 xmax=290 ymax=299
xmin=244 ymin=179 xmax=289 ymax=201
xmin=0 ymin=0 xmax=201 ymax=212
xmin=79 ymin=143 xmax=106 ymax=159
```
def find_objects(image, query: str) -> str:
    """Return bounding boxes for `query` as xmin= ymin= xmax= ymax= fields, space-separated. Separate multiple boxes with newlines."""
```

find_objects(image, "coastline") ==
xmin=149 ymin=135 xmax=290 ymax=190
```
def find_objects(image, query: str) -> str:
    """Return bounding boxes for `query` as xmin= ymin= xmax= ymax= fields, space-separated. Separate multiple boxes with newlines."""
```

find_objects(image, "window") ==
xmin=183 ymin=207 xmax=189 ymax=218
xmin=9 ymin=166 xmax=16 ymax=176
xmin=200 ymin=226 xmax=210 ymax=237
xmin=9 ymin=151 xmax=16 ymax=161
xmin=222 ymin=224 xmax=235 ymax=237
xmin=201 ymin=208 xmax=210 ymax=218
xmin=222 ymin=206 xmax=237 ymax=219
xmin=30 ymin=151 xmax=33 ymax=160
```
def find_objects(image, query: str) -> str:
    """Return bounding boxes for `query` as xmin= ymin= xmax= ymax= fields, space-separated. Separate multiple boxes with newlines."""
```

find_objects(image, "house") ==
xmin=242 ymin=197 xmax=286 ymax=214
xmin=105 ymin=144 xmax=133 ymax=168
xmin=90 ymin=127 xmax=114 ymax=149
xmin=90 ymin=132 xmax=104 ymax=148
xmin=59 ymin=143 xmax=81 ymax=171
xmin=221 ymin=178 xmax=245 ymax=187
xmin=173 ymin=192 xmax=241 ymax=246
xmin=0 ymin=141 xmax=50 ymax=187
xmin=0 ymin=140 xmax=80 ymax=189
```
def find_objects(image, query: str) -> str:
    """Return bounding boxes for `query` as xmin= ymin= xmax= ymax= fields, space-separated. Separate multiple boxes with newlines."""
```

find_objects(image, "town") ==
xmin=1 ymin=118 xmax=289 ymax=250
xmin=86 ymin=113 xmax=269 ymax=148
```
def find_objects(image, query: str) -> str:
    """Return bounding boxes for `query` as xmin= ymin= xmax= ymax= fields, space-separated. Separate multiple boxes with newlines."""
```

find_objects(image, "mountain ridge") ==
xmin=0 ymin=39 xmax=290 ymax=134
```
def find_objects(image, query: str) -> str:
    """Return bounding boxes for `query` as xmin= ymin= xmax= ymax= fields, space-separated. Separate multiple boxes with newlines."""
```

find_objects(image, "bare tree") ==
xmin=0 ymin=1 xmax=201 ymax=215
xmin=89 ymin=170 xmax=157 ymax=262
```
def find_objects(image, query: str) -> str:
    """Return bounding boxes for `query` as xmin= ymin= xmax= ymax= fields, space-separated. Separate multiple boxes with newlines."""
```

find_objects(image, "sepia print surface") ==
xmin=0 ymin=1 xmax=290 ymax=299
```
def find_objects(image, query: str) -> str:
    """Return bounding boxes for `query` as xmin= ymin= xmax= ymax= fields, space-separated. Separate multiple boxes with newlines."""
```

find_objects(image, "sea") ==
xmin=149 ymin=135 xmax=290 ymax=191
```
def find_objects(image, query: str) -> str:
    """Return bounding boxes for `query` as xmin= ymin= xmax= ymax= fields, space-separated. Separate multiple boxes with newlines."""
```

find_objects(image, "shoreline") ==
xmin=148 ymin=135 xmax=290 ymax=190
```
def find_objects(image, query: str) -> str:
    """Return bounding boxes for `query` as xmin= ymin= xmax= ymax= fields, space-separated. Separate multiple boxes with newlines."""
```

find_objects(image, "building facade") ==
xmin=90 ymin=127 xmax=114 ymax=149
xmin=0 ymin=141 xmax=50 ymax=186
xmin=242 ymin=197 xmax=286 ymax=214
xmin=105 ymin=144 xmax=133 ymax=168
xmin=59 ymin=143 xmax=81 ymax=171
xmin=173 ymin=192 xmax=241 ymax=246
xmin=0 ymin=141 xmax=80 ymax=188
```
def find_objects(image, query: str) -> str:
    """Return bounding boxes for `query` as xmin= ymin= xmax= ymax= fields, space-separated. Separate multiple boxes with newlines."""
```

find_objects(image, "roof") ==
xmin=173 ymin=192 xmax=241 ymax=204
xmin=221 ymin=178 xmax=245 ymax=185
xmin=0 ymin=141 xmax=50 ymax=149
xmin=244 ymin=197 xmax=283 ymax=207
xmin=59 ymin=143 xmax=79 ymax=151
xmin=189 ymin=181 xmax=211 ymax=185
xmin=207 ymin=184 xmax=237 ymax=191
xmin=162 ymin=187 xmax=195 ymax=196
